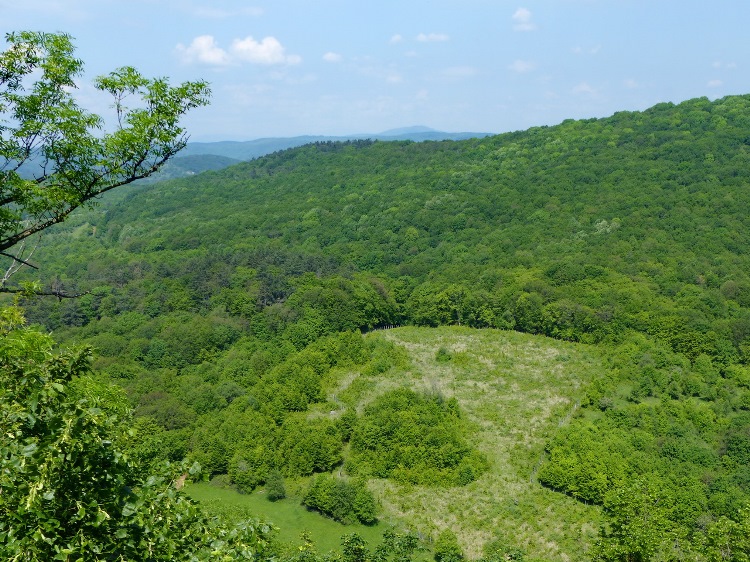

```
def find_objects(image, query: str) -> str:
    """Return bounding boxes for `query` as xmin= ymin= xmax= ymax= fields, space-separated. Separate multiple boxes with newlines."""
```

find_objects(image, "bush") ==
xmin=435 ymin=347 xmax=452 ymax=362
xmin=349 ymin=388 xmax=486 ymax=486
xmin=434 ymin=529 xmax=463 ymax=562
xmin=266 ymin=469 xmax=286 ymax=501
xmin=302 ymin=474 xmax=376 ymax=524
xmin=352 ymin=481 xmax=378 ymax=525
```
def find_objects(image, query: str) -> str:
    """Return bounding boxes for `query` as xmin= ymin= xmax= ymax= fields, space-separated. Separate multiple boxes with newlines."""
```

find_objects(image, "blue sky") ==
xmin=3 ymin=1 xmax=749 ymax=141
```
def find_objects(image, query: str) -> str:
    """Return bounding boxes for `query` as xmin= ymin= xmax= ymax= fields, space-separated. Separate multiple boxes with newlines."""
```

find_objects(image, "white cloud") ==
xmin=390 ymin=34 xmax=404 ymax=44
xmin=176 ymin=34 xmax=301 ymax=67
xmin=623 ymin=79 xmax=639 ymax=89
xmin=232 ymin=36 xmax=301 ymax=65
xmin=386 ymin=74 xmax=403 ymax=84
xmin=508 ymin=59 xmax=535 ymax=73
xmin=573 ymin=45 xmax=601 ymax=55
xmin=572 ymin=82 xmax=597 ymax=96
xmin=513 ymin=8 xmax=532 ymax=21
xmin=443 ymin=66 xmax=478 ymax=79
xmin=707 ymin=79 xmax=723 ymax=88
xmin=175 ymin=35 xmax=231 ymax=66
xmin=416 ymin=33 xmax=449 ymax=42
xmin=512 ymin=8 xmax=536 ymax=31
xmin=323 ymin=52 xmax=343 ymax=63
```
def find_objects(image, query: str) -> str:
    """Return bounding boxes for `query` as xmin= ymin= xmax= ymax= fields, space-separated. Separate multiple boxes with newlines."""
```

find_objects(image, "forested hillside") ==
xmin=14 ymin=94 xmax=750 ymax=560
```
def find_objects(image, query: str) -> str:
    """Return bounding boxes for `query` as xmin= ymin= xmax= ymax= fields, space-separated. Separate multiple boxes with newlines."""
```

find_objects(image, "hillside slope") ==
xmin=11 ymin=94 xmax=750 ymax=560
xmin=186 ymin=326 xmax=606 ymax=561
xmin=362 ymin=327 xmax=603 ymax=560
xmin=25 ymin=95 xmax=750 ymax=356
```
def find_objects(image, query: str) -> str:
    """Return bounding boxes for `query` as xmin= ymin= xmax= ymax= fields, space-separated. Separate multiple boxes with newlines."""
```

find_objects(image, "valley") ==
xmin=6 ymin=93 xmax=750 ymax=560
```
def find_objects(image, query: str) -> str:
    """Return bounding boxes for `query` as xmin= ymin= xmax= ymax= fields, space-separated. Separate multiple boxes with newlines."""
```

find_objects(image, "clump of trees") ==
xmin=0 ymin=308 xmax=276 ymax=560
xmin=265 ymin=469 xmax=286 ymax=501
xmin=302 ymin=474 xmax=377 ymax=525
xmin=349 ymin=388 xmax=487 ymax=486
xmin=538 ymin=334 xmax=750 ymax=559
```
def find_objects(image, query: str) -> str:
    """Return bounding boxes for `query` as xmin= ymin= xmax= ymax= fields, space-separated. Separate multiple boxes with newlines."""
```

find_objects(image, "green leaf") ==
xmin=121 ymin=503 xmax=136 ymax=517
xmin=20 ymin=443 xmax=37 ymax=457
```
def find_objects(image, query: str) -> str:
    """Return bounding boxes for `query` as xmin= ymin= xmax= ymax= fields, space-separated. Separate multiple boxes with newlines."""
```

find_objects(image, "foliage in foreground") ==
xmin=0 ymin=307 xmax=275 ymax=561
xmin=594 ymin=478 xmax=750 ymax=561
xmin=0 ymin=31 xmax=209 ymax=273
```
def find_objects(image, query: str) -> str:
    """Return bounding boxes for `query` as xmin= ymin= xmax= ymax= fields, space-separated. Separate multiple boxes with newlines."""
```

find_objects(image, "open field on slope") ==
xmin=193 ymin=326 xmax=605 ymax=561
xmin=350 ymin=327 xmax=604 ymax=561
xmin=186 ymin=481 xmax=387 ymax=555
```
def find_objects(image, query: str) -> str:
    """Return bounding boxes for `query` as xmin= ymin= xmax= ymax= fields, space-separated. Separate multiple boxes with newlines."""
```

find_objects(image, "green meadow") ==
xmin=185 ymin=481 xmax=387 ymax=554
xmin=191 ymin=326 xmax=605 ymax=561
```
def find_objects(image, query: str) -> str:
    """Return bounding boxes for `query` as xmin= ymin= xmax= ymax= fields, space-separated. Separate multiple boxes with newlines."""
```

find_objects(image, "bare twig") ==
xmin=0 ymin=234 xmax=40 ymax=287
xmin=0 ymin=285 xmax=90 ymax=300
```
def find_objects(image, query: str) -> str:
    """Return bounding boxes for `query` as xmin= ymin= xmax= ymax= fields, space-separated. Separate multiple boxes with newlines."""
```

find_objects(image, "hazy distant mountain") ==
xmin=18 ymin=128 xmax=494 ymax=184
xmin=15 ymin=151 xmax=241 ymax=183
xmin=180 ymin=128 xmax=494 ymax=162
xmin=379 ymin=125 xmax=437 ymax=135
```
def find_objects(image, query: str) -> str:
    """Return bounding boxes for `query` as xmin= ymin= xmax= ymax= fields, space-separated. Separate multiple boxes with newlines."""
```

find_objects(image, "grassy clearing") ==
xmin=186 ymin=481 xmax=388 ymax=555
xmin=350 ymin=326 xmax=605 ymax=561
xmin=191 ymin=326 xmax=605 ymax=561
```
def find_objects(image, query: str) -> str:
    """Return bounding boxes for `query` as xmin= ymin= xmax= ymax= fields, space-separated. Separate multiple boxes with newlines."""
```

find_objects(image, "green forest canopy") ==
xmin=9 ymin=93 xmax=750 ymax=560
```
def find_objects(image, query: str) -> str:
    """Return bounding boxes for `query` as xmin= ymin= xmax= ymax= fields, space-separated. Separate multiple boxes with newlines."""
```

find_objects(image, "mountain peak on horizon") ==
xmin=180 ymin=127 xmax=494 ymax=162
xmin=379 ymin=125 xmax=437 ymax=136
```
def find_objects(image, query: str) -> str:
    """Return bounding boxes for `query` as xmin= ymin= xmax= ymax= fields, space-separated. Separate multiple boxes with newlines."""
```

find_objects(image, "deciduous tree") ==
xmin=0 ymin=309 xmax=275 ymax=560
xmin=0 ymin=31 xmax=209 ymax=291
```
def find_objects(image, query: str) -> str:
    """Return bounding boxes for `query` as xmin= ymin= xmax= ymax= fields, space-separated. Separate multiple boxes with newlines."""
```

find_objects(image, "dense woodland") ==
xmin=10 ymin=94 xmax=750 ymax=560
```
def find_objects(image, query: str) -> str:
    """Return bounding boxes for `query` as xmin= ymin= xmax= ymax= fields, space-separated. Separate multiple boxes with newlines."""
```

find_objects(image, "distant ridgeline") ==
xmin=16 ymin=94 xmax=750 ymax=559
xmin=135 ymin=127 xmax=495 ymax=183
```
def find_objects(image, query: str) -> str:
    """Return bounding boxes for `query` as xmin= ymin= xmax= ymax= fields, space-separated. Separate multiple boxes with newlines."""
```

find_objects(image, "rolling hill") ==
xmin=179 ymin=127 xmax=494 ymax=161
xmin=11 ymin=94 xmax=750 ymax=560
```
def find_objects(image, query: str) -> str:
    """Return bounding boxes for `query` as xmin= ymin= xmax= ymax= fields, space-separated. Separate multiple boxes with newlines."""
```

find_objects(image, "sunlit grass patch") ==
xmin=355 ymin=326 xmax=605 ymax=561
xmin=186 ymin=480 xmax=387 ymax=555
